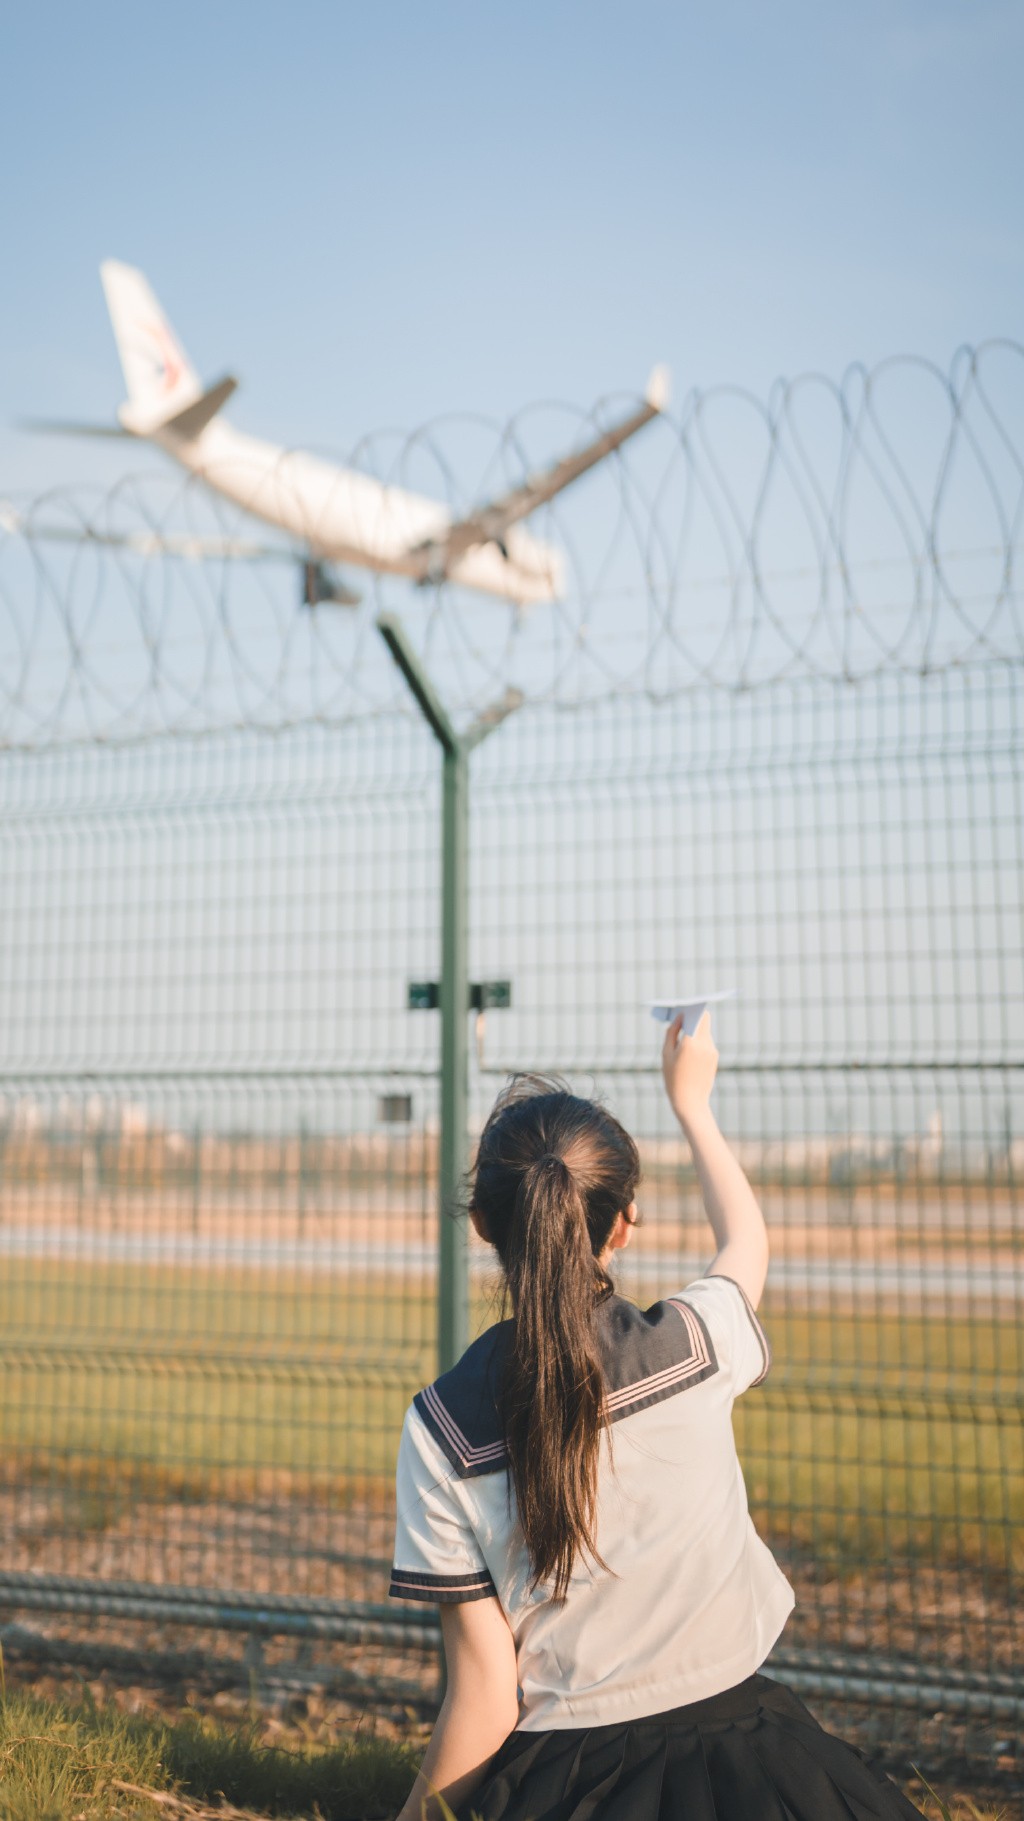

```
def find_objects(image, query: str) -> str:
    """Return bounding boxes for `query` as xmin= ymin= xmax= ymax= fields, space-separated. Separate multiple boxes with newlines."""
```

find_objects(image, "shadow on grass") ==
xmin=161 ymin=1710 xmax=419 ymax=1817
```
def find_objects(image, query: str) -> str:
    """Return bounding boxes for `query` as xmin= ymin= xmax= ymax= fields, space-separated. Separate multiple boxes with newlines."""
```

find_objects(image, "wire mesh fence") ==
xmin=0 ymin=346 xmax=1021 ymax=1804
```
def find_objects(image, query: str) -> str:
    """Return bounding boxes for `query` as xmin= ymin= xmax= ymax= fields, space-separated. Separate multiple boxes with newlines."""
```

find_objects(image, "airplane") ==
xmin=11 ymin=261 xmax=671 ymax=611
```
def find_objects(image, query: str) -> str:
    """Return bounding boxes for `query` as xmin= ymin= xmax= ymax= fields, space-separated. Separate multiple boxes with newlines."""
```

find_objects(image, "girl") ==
xmin=389 ymin=1012 xmax=925 ymax=1820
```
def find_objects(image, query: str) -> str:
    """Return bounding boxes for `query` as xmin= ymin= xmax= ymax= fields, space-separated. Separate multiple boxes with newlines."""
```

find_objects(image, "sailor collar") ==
xmin=414 ymin=1290 xmax=720 ymax=1480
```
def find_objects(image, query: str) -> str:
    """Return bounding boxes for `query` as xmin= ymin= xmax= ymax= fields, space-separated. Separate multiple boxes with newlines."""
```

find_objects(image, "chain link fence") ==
xmin=0 ymin=345 xmax=1021 ymax=1804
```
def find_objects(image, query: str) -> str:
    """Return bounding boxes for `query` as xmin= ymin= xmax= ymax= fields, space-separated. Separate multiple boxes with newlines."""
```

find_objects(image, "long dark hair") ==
xmin=470 ymin=1074 xmax=641 ymax=1600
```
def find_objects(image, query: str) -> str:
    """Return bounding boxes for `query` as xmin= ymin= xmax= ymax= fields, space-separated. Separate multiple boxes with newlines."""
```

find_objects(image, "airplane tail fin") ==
xmin=100 ymin=260 xmax=203 ymax=432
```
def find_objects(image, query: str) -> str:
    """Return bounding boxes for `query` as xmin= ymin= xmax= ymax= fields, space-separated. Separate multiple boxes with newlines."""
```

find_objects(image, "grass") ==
xmin=1 ymin=1260 xmax=1019 ymax=1569
xmin=6 ymin=1257 xmax=1020 ymax=1388
xmin=906 ymin=1768 xmax=1015 ymax=1821
xmin=0 ymin=1667 xmax=1012 ymax=1821
xmin=0 ymin=1675 xmax=419 ymax=1819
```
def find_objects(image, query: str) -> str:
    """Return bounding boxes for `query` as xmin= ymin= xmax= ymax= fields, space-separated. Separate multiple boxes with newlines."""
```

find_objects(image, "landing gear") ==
xmin=301 ymin=559 xmax=361 ymax=608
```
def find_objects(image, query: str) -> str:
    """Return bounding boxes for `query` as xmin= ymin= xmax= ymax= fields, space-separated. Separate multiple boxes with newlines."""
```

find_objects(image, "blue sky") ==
xmin=2 ymin=0 xmax=1021 ymax=496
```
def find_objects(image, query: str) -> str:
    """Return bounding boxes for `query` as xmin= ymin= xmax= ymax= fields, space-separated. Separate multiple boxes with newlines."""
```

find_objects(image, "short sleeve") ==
xmin=673 ymin=1273 xmax=772 ymax=1397
xmin=389 ymin=1402 xmax=498 ymax=1604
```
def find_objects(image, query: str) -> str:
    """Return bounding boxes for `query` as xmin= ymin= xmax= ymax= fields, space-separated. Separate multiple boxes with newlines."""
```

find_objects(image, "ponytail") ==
xmin=501 ymin=1154 xmax=609 ymax=1598
xmin=471 ymin=1078 xmax=640 ymax=1601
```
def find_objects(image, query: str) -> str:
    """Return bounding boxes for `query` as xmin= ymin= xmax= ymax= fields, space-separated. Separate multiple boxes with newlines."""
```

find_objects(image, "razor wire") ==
xmin=0 ymin=341 xmax=1022 ymax=748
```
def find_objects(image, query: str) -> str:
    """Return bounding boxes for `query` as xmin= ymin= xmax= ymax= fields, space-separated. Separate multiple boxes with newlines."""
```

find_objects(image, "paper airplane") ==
xmin=650 ymin=987 xmax=736 ymax=1035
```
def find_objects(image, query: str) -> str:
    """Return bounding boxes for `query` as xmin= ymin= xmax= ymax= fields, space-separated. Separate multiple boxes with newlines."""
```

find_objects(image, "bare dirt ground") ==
xmin=0 ymin=1482 xmax=398 ymax=1605
xmin=0 ymin=1481 xmax=1017 ymax=1671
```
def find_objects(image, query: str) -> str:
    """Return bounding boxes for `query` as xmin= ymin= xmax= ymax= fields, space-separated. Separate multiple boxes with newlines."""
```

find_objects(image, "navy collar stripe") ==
xmin=413 ymin=1290 xmax=723 ymax=1480
xmin=420 ymin=1382 xmax=507 ymax=1463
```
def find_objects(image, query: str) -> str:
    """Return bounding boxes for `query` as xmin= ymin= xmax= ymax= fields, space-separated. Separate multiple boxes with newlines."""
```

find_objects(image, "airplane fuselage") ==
xmin=153 ymin=418 xmax=564 ymax=606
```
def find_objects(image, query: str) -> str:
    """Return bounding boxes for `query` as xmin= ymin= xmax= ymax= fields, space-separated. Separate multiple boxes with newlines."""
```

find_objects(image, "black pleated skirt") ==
xmin=459 ymin=1672 xmax=926 ymax=1820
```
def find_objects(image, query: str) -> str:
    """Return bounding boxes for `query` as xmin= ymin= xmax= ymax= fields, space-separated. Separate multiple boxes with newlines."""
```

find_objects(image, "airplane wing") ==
xmin=0 ymin=507 xmax=361 ymax=606
xmin=407 ymin=364 xmax=670 ymax=581
xmin=0 ymin=507 xmax=288 ymax=562
xmin=17 ymin=419 xmax=133 ymax=438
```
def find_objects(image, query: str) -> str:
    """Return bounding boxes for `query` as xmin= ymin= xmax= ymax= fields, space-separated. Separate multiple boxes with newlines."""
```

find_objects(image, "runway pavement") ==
xmin=0 ymin=1222 xmax=1019 ymax=1305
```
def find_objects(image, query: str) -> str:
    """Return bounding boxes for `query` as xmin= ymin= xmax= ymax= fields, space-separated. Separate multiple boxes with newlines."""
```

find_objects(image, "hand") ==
xmin=662 ymin=1009 xmax=718 ymax=1129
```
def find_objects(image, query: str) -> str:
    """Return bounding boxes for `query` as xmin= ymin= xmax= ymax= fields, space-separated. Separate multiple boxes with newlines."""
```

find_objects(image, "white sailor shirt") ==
xmin=389 ymin=1273 xmax=796 ymax=1730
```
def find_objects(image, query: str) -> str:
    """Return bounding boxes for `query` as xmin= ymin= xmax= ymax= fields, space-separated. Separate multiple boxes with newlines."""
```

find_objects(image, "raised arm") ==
xmin=662 ymin=1010 xmax=770 ymax=1311
xmin=395 ymin=1596 xmax=519 ymax=1821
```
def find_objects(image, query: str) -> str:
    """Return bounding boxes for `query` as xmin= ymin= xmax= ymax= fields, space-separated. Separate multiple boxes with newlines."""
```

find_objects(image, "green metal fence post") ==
xmin=376 ymin=613 xmax=521 ymax=1381
xmin=439 ymin=738 xmax=470 ymax=1369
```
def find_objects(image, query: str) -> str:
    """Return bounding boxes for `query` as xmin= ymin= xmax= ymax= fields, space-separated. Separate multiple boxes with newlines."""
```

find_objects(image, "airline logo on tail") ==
xmin=139 ymin=319 xmax=187 ymax=397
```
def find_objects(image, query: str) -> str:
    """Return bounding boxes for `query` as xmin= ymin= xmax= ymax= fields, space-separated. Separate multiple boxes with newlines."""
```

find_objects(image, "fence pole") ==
xmin=438 ymin=738 xmax=470 ymax=1368
xmin=376 ymin=614 xmax=521 ymax=1380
